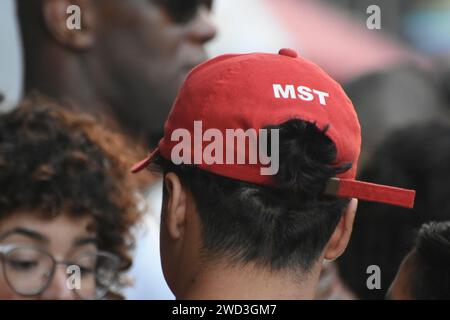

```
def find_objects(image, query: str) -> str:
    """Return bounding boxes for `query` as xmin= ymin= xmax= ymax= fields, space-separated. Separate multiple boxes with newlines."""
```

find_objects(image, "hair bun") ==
xmin=273 ymin=120 xmax=351 ymax=198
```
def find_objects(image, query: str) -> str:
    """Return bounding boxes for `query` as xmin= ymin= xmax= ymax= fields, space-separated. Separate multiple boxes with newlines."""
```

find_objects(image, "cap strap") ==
xmin=325 ymin=178 xmax=416 ymax=208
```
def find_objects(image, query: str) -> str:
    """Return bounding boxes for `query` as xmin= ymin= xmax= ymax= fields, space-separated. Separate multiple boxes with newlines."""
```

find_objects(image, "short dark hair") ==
xmin=153 ymin=119 xmax=351 ymax=272
xmin=410 ymin=221 xmax=450 ymax=299
xmin=0 ymin=96 xmax=140 ymax=274
xmin=337 ymin=121 xmax=450 ymax=299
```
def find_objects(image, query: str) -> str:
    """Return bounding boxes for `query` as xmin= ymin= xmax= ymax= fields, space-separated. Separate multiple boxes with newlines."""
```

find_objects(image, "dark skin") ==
xmin=386 ymin=250 xmax=415 ymax=300
xmin=19 ymin=0 xmax=216 ymax=146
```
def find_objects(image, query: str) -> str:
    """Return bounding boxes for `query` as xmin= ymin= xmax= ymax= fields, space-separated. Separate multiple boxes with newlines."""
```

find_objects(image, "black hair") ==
xmin=409 ymin=221 xmax=450 ymax=299
xmin=153 ymin=119 xmax=351 ymax=272
xmin=344 ymin=65 xmax=445 ymax=161
xmin=337 ymin=121 xmax=450 ymax=299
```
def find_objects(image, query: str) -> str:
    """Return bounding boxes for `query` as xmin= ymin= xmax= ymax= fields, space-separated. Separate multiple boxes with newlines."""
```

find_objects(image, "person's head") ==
xmin=132 ymin=49 xmax=415 ymax=298
xmin=17 ymin=0 xmax=217 ymax=145
xmin=0 ymin=96 xmax=140 ymax=299
xmin=344 ymin=65 xmax=447 ymax=165
xmin=152 ymin=120 xmax=358 ymax=298
xmin=388 ymin=221 xmax=450 ymax=300
xmin=338 ymin=121 xmax=450 ymax=299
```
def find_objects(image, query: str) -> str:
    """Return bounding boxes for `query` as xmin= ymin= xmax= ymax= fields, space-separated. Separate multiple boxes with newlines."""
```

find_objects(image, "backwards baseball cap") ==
xmin=132 ymin=48 xmax=416 ymax=209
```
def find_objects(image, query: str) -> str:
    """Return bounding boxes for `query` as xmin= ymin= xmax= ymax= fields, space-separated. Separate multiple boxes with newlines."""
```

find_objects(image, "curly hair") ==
xmin=0 ymin=96 xmax=141 ymax=279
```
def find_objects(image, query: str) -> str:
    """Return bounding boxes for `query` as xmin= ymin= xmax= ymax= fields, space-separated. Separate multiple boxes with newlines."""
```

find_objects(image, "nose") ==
xmin=40 ymin=266 xmax=76 ymax=300
xmin=185 ymin=6 xmax=217 ymax=45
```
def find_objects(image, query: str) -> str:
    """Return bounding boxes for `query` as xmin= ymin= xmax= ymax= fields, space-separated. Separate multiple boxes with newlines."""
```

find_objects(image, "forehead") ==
xmin=0 ymin=211 xmax=95 ymax=241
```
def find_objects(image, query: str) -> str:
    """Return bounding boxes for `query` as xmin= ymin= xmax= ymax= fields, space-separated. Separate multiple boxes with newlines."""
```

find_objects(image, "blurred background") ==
xmin=0 ymin=0 xmax=22 ymax=113
xmin=1 ymin=0 xmax=450 ymax=300
xmin=3 ymin=0 xmax=450 ymax=154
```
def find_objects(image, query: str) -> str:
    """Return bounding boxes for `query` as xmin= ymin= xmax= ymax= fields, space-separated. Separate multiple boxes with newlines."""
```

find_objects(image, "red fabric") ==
xmin=131 ymin=149 xmax=158 ymax=174
xmin=132 ymin=48 xmax=416 ymax=208
xmin=159 ymin=49 xmax=361 ymax=180
xmin=337 ymin=179 xmax=416 ymax=209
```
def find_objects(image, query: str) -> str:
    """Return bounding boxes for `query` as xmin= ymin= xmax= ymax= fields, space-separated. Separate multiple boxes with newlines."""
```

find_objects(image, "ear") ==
xmin=324 ymin=198 xmax=358 ymax=261
xmin=42 ymin=0 xmax=96 ymax=50
xmin=163 ymin=173 xmax=188 ymax=240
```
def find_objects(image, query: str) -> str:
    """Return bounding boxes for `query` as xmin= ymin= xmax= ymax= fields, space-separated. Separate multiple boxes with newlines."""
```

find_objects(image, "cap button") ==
xmin=278 ymin=48 xmax=298 ymax=58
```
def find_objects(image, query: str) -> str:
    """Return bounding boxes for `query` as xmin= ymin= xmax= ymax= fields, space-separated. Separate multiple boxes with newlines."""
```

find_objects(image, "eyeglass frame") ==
xmin=0 ymin=243 xmax=122 ymax=299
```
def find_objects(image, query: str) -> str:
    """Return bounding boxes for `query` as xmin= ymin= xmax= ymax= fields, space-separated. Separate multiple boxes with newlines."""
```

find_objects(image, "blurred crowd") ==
xmin=0 ymin=0 xmax=449 ymax=300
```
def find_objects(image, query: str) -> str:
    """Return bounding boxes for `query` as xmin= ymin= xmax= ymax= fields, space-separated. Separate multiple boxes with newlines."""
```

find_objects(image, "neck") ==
xmin=25 ymin=45 xmax=137 ymax=140
xmin=23 ymin=46 xmax=158 ymax=187
xmin=28 ymin=48 xmax=107 ymax=111
xmin=180 ymin=260 xmax=321 ymax=300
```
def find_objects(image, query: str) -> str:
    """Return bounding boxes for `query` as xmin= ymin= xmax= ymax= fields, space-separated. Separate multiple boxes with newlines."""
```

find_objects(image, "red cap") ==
xmin=132 ymin=48 xmax=415 ymax=209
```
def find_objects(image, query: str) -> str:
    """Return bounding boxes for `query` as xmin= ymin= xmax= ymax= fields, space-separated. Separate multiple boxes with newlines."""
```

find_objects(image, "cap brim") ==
xmin=325 ymin=178 xmax=415 ymax=209
xmin=131 ymin=148 xmax=160 ymax=174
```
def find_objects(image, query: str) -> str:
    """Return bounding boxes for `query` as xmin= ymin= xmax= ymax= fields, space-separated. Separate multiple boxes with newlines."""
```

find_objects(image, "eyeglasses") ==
xmin=152 ymin=0 xmax=213 ymax=24
xmin=0 ymin=245 xmax=121 ymax=300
